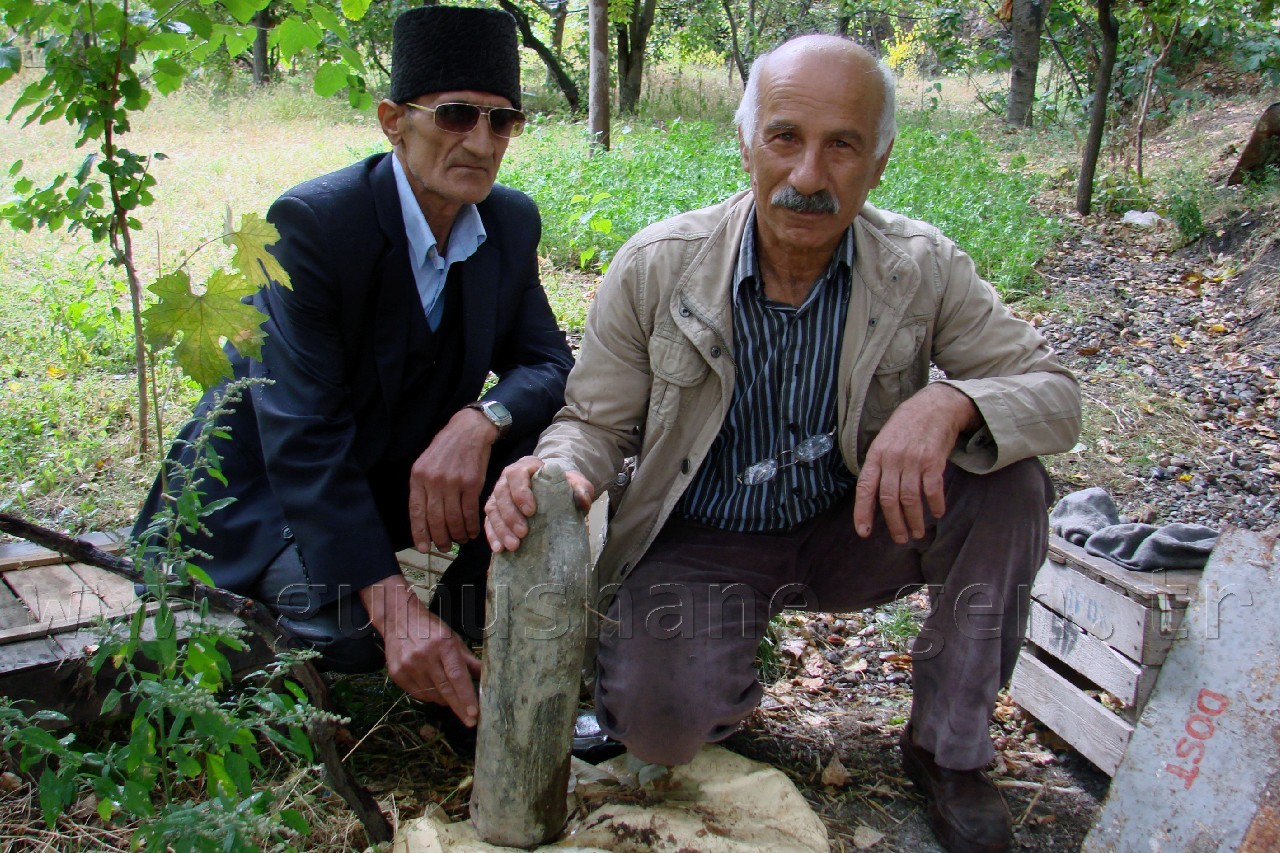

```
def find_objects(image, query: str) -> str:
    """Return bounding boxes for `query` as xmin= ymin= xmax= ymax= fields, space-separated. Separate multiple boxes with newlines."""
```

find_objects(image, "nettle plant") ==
xmin=0 ymin=383 xmax=340 ymax=851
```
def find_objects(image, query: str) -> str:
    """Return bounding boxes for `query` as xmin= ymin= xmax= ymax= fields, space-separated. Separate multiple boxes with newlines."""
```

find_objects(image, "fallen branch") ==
xmin=0 ymin=511 xmax=393 ymax=845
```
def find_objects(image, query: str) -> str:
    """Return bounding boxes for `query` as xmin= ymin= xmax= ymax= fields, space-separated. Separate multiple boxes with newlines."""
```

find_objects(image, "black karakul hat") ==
xmin=389 ymin=6 xmax=522 ymax=109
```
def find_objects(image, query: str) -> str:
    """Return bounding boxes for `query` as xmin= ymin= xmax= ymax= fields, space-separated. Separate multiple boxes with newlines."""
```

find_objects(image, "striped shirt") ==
xmin=676 ymin=211 xmax=858 ymax=532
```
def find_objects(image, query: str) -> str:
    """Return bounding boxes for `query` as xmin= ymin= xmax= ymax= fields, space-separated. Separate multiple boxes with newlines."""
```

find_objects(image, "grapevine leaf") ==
xmin=143 ymin=269 xmax=267 ymax=389
xmin=225 ymin=211 xmax=289 ymax=288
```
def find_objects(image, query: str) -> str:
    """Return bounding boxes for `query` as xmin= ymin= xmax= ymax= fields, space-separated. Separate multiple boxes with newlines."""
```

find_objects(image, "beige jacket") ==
xmin=537 ymin=190 xmax=1080 ymax=591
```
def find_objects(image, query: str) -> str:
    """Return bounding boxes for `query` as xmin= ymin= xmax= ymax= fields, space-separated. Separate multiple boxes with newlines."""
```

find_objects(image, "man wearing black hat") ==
xmin=133 ymin=5 xmax=572 ymax=729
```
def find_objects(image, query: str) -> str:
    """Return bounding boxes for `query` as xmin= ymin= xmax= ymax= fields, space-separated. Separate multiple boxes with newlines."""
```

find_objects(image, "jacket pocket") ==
xmin=864 ymin=320 xmax=926 ymax=418
xmin=648 ymin=331 xmax=710 ymax=428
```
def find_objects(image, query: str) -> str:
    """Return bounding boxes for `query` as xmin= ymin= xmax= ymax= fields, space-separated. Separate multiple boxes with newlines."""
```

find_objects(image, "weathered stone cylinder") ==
xmin=470 ymin=464 xmax=590 ymax=848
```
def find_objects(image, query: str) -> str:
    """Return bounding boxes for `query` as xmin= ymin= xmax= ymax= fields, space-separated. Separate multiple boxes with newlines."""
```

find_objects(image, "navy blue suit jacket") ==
xmin=135 ymin=153 xmax=573 ymax=604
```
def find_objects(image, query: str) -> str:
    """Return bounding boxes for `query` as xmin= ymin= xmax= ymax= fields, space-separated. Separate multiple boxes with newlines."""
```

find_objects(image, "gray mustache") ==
xmin=771 ymin=185 xmax=840 ymax=214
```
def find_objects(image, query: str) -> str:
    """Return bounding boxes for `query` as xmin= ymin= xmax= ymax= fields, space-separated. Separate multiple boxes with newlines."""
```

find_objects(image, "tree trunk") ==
xmin=1076 ymin=0 xmax=1119 ymax=215
xmin=251 ymin=9 xmax=271 ymax=86
xmin=722 ymin=0 xmax=748 ymax=84
xmin=588 ymin=0 xmax=610 ymax=150
xmin=1006 ymin=0 xmax=1047 ymax=127
xmin=615 ymin=0 xmax=656 ymax=115
xmin=496 ymin=0 xmax=580 ymax=112
xmin=470 ymin=466 xmax=590 ymax=848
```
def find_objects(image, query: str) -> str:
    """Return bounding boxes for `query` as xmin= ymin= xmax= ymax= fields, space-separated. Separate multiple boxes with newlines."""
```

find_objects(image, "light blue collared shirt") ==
xmin=391 ymin=153 xmax=487 ymax=331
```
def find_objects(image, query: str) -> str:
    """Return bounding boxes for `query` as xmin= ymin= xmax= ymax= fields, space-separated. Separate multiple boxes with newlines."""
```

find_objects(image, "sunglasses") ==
xmin=404 ymin=102 xmax=527 ymax=139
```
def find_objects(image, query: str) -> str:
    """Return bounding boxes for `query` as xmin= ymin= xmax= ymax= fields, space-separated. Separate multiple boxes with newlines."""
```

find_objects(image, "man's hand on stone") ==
xmin=358 ymin=575 xmax=481 ymax=726
xmin=854 ymin=383 xmax=980 ymax=544
xmin=484 ymin=456 xmax=594 ymax=552
xmin=409 ymin=407 xmax=497 ymax=552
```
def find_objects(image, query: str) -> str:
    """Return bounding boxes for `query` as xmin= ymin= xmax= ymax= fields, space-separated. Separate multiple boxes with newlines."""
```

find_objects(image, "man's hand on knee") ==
xmin=358 ymin=575 xmax=481 ymax=726
xmin=484 ymin=456 xmax=593 ymax=552
xmin=854 ymin=384 xmax=980 ymax=544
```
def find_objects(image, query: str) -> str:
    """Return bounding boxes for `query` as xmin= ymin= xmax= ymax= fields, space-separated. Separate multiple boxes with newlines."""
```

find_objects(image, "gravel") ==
xmin=1032 ymin=222 xmax=1279 ymax=534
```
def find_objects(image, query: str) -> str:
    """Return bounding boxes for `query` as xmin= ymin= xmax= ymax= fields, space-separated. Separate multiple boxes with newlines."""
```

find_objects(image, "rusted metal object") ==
xmin=1083 ymin=527 xmax=1280 ymax=852
xmin=470 ymin=464 xmax=591 ymax=848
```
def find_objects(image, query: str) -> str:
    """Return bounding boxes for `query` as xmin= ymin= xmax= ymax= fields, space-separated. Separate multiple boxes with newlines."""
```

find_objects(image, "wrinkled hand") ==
xmin=853 ymin=384 xmax=980 ymax=544
xmin=409 ymin=407 xmax=497 ymax=552
xmin=359 ymin=575 xmax=482 ymax=726
xmin=484 ymin=456 xmax=595 ymax=552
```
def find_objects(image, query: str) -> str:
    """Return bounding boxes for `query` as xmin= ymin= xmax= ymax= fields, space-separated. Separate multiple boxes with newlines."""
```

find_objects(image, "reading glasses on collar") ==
xmin=404 ymin=101 xmax=527 ymax=138
xmin=737 ymin=430 xmax=838 ymax=486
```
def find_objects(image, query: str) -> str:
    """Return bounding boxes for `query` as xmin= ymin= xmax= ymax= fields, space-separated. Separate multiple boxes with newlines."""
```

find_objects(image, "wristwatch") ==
xmin=465 ymin=400 xmax=512 ymax=439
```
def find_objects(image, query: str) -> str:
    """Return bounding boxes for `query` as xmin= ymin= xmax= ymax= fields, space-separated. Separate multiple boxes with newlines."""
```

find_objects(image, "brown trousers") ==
xmin=595 ymin=458 xmax=1053 ymax=770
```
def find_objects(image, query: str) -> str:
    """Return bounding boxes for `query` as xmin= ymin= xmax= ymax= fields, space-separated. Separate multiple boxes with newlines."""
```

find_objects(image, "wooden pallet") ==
xmin=0 ymin=532 xmax=277 ymax=724
xmin=1010 ymin=535 xmax=1202 ymax=775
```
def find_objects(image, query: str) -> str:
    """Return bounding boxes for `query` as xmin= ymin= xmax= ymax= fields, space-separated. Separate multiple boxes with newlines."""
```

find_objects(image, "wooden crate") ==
xmin=1010 ymin=535 xmax=1202 ymax=775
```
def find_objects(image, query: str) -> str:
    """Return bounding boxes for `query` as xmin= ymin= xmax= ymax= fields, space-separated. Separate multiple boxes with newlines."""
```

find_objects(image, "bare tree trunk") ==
xmin=1076 ymin=0 xmax=1119 ymax=215
xmin=615 ymin=0 xmax=656 ymax=115
xmin=251 ymin=8 xmax=271 ymax=86
xmin=722 ymin=0 xmax=748 ymax=84
xmin=1006 ymin=0 xmax=1047 ymax=127
xmin=589 ymin=0 xmax=610 ymax=150
xmin=497 ymin=0 xmax=580 ymax=112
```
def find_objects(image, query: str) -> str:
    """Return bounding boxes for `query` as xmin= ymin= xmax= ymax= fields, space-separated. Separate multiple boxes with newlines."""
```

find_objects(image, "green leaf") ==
xmin=152 ymin=58 xmax=187 ymax=95
xmin=222 ymin=0 xmax=259 ymax=25
xmin=310 ymin=5 xmax=346 ymax=36
xmin=313 ymin=63 xmax=348 ymax=98
xmin=280 ymin=807 xmax=310 ymax=835
xmin=140 ymin=32 xmax=188 ymax=52
xmin=100 ymin=689 xmax=123 ymax=716
xmin=225 ymin=211 xmax=289 ymax=289
xmin=272 ymin=18 xmax=323 ymax=60
xmin=0 ymin=43 xmax=20 ymax=85
xmin=186 ymin=564 xmax=215 ymax=587
xmin=96 ymin=796 xmax=116 ymax=822
xmin=142 ymin=269 xmax=268 ymax=389
xmin=222 ymin=25 xmax=255 ymax=57
xmin=341 ymin=0 xmax=373 ymax=21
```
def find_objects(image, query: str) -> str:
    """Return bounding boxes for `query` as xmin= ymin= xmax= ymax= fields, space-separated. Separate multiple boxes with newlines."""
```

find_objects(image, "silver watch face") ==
xmin=483 ymin=400 xmax=512 ymax=427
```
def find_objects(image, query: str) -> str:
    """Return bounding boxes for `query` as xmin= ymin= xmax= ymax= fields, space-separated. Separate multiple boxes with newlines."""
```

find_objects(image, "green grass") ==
xmin=500 ymin=117 xmax=746 ymax=272
xmin=873 ymin=124 xmax=1062 ymax=296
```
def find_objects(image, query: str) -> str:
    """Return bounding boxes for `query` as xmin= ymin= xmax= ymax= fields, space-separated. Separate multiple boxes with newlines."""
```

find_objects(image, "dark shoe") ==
xmin=899 ymin=725 xmax=1011 ymax=853
xmin=572 ymin=710 xmax=626 ymax=764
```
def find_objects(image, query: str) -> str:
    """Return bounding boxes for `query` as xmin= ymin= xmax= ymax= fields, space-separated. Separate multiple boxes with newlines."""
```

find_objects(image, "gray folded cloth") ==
xmin=1084 ymin=522 xmax=1219 ymax=571
xmin=1050 ymin=488 xmax=1218 ymax=571
xmin=1049 ymin=487 xmax=1120 ymax=545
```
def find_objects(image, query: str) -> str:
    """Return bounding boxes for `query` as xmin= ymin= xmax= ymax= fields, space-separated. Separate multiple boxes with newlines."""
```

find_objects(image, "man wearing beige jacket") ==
xmin=485 ymin=34 xmax=1080 ymax=853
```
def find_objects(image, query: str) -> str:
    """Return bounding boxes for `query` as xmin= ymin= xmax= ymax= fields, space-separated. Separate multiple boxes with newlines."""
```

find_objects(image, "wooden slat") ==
xmin=1032 ymin=558 xmax=1177 ymax=664
xmin=1048 ymin=536 xmax=1200 ymax=602
xmin=1025 ymin=601 xmax=1158 ymax=708
xmin=0 ymin=610 xmax=274 ymax=726
xmin=68 ymin=562 xmax=138 ymax=611
xmin=0 ymin=635 xmax=64 ymax=674
xmin=4 ymin=564 xmax=111 ymax=626
xmin=0 ymin=582 xmax=35 ymax=631
xmin=1010 ymin=649 xmax=1134 ymax=776
xmin=0 ymin=529 xmax=129 ymax=572
xmin=0 ymin=600 xmax=166 ymax=646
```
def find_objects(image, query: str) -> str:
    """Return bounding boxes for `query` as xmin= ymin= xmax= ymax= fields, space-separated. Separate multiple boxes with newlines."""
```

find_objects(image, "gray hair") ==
xmin=734 ymin=41 xmax=897 ymax=158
